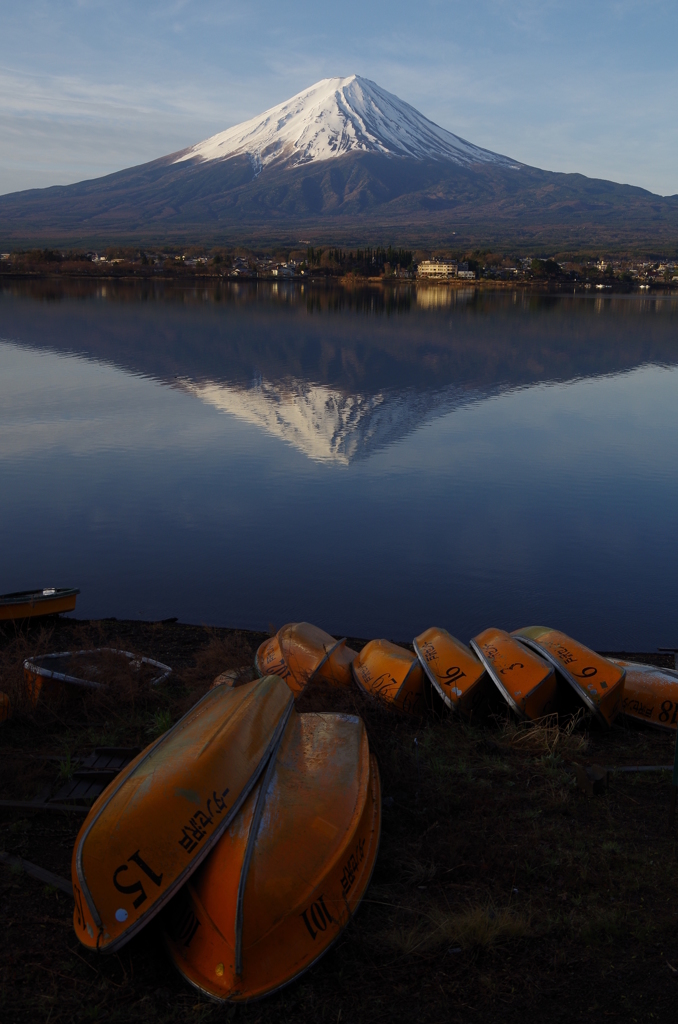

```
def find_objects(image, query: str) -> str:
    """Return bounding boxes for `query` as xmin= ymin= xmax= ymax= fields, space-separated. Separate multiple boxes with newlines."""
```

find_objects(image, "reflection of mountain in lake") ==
xmin=2 ymin=282 xmax=678 ymax=463
xmin=179 ymin=376 xmax=467 ymax=464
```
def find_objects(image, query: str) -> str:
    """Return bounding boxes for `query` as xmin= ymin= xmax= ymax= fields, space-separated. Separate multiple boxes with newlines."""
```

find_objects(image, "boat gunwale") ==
xmin=515 ymin=635 xmax=621 ymax=728
xmin=0 ymin=587 xmax=80 ymax=607
xmin=609 ymin=657 xmax=678 ymax=732
xmin=351 ymin=641 xmax=419 ymax=712
xmin=470 ymin=635 xmax=553 ymax=721
xmin=414 ymin=637 xmax=455 ymax=710
xmin=260 ymin=624 xmax=348 ymax=692
xmin=413 ymin=631 xmax=484 ymax=712
xmin=24 ymin=648 xmax=172 ymax=689
xmin=75 ymin=678 xmax=294 ymax=953
xmin=168 ymin=752 xmax=382 ymax=1005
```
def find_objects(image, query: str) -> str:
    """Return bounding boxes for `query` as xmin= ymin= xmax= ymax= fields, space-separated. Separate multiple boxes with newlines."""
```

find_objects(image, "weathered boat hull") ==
xmin=512 ymin=627 xmax=624 ymax=727
xmin=352 ymin=639 xmax=426 ymax=714
xmin=164 ymin=712 xmax=381 ymax=1002
xmin=470 ymin=628 xmax=557 ymax=721
xmin=71 ymin=675 xmax=293 ymax=953
xmin=609 ymin=658 xmax=678 ymax=731
xmin=0 ymin=587 xmax=79 ymax=621
xmin=255 ymin=622 xmax=356 ymax=697
xmin=414 ymin=627 xmax=488 ymax=713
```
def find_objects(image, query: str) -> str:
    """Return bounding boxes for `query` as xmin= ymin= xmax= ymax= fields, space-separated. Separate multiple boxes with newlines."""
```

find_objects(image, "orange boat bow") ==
xmin=352 ymin=639 xmax=425 ymax=714
xmin=255 ymin=622 xmax=356 ymax=697
xmin=414 ymin=627 xmax=488 ymax=713
xmin=512 ymin=627 xmax=625 ymax=727
xmin=71 ymin=675 xmax=293 ymax=953
xmin=470 ymin=628 xmax=557 ymax=721
xmin=609 ymin=659 xmax=678 ymax=731
xmin=164 ymin=711 xmax=381 ymax=1002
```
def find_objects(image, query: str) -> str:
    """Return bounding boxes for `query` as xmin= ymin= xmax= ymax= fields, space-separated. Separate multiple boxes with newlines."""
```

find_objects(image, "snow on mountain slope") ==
xmin=177 ymin=375 xmax=477 ymax=464
xmin=174 ymin=75 xmax=519 ymax=174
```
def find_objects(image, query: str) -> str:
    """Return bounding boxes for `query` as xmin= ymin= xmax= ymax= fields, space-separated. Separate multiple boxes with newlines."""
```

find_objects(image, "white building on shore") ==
xmin=417 ymin=259 xmax=458 ymax=279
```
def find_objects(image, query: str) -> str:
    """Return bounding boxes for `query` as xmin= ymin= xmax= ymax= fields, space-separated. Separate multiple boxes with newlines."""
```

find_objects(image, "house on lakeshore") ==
xmin=417 ymin=259 xmax=458 ymax=279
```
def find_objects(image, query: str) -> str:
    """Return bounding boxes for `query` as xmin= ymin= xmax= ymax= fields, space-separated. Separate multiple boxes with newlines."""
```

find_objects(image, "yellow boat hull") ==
xmin=352 ymin=639 xmax=426 ymax=714
xmin=71 ymin=675 xmax=293 ymax=953
xmin=610 ymin=659 xmax=678 ymax=731
xmin=512 ymin=627 xmax=624 ymax=727
xmin=255 ymin=622 xmax=356 ymax=697
xmin=0 ymin=588 xmax=79 ymax=621
xmin=164 ymin=712 xmax=381 ymax=1002
xmin=414 ymin=626 xmax=488 ymax=713
xmin=471 ymin=628 xmax=557 ymax=721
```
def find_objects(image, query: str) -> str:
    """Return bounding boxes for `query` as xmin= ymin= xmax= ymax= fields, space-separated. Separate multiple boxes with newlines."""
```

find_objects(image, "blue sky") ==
xmin=1 ymin=0 xmax=676 ymax=197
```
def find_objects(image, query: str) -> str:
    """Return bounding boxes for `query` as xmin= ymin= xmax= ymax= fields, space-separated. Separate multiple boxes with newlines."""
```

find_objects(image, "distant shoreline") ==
xmin=0 ymin=269 xmax=675 ymax=296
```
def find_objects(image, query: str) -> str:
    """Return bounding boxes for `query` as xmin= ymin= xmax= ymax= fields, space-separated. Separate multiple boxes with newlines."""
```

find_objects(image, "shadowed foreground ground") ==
xmin=1 ymin=617 xmax=677 ymax=1023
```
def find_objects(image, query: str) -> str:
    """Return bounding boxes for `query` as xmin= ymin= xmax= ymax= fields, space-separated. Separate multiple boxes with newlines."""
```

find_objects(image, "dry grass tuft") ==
xmin=380 ymin=902 xmax=532 ymax=955
xmin=501 ymin=710 xmax=588 ymax=757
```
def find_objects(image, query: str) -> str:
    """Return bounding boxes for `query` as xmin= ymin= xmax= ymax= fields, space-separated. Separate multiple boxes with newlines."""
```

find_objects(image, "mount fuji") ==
xmin=1 ymin=75 xmax=677 ymax=246
xmin=173 ymin=76 xmax=519 ymax=173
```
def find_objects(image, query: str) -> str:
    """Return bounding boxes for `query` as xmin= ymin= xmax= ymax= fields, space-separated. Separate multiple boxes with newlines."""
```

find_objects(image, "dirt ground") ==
xmin=1 ymin=616 xmax=678 ymax=1023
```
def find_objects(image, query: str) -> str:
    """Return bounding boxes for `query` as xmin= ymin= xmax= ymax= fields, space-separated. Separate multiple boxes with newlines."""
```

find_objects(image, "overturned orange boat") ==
xmin=608 ymin=658 xmax=678 ymax=731
xmin=512 ymin=626 xmax=624 ymax=727
xmin=352 ymin=639 xmax=425 ymax=714
xmin=255 ymin=622 xmax=356 ymax=697
xmin=470 ymin=627 xmax=557 ymax=721
xmin=71 ymin=675 xmax=293 ymax=953
xmin=414 ymin=627 xmax=488 ymax=713
xmin=164 ymin=711 xmax=381 ymax=1002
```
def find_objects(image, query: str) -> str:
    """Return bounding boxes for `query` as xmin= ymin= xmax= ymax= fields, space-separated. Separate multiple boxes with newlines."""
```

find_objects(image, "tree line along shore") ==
xmin=1 ymin=245 xmax=677 ymax=290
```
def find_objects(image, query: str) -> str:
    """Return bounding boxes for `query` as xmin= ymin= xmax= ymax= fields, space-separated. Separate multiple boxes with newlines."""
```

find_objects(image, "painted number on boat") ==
xmin=500 ymin=662 xmax=524 ymax=675
xmin=112 ymin=850 xmax=164 ymax=909
xmin=444 ymin=666 xmax=467 ymax=684
xmin=301 ymin=895 xmax=335 ymax=940
xmin=659 ymin=700 xmax=678 ymax=725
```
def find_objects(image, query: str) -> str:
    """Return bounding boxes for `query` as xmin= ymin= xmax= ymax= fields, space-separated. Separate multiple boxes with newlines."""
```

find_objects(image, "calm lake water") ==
xmin=1 ymin=280 xmax=677 ymax=651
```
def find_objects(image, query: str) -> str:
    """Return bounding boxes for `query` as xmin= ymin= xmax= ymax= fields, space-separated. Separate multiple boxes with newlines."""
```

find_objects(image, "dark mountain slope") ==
xmin=1 ymin=150 xmax=677 ymax=248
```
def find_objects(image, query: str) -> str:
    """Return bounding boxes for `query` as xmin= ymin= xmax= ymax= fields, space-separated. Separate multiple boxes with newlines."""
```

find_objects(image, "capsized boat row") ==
xmin=256 ymin=622 xmax=678 ymax=732
xmin=70 ymin=675 xmax=381 ymax=1003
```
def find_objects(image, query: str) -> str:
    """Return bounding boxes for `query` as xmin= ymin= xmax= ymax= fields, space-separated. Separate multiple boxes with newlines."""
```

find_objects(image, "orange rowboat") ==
xmin=71 ymin=675 xmax=293 ymax=953
xmin=164 ymin=711 xmax=381 ymax=1003
xmin=608 ymin=659 xmax=678 ymax=731
xmin=255 ymin=622 xmax=356 ymax=697
xmin=470 ymin=628 xmax=557 ymax=721
xmin=0 ymin=587 xmax=79 ymax=621
xmin=512 ymin=627 xmax=625 ymax=727
xmin=352 ymin=639 xmax=425 ymax=714
xmin=414 ymin=627 xmax=488 ymax=713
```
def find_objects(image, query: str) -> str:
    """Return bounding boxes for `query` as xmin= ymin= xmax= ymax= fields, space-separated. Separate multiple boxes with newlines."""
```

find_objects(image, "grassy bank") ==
xmin=2 ymin=617 xmax=678 ymax=1023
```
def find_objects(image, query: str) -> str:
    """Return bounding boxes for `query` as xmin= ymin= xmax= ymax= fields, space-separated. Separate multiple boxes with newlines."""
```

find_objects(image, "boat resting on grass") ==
xmin=352 ymin=639 xmax=425 ymax=714
xmin=0 ymin=587 xmax=79 ymax=622
xmin=70 ymin=675 xmax=293 ymax=953
xmin=164 ymin=711 xmax=381 ymax=1003
xmin=470 ymin=628 xmax=557 ymax=721
xmin=414 ymin=627 xmax=488 ymax=713
xmin=512 ymin=627 xmax=625 ymax=727
xmin=255 ymin=622 xmax=357 ymax=697
xmin=23 ymin=649 xmax=172 ymax=706
xmin=608 ymin=658 xmax=678 ymax=731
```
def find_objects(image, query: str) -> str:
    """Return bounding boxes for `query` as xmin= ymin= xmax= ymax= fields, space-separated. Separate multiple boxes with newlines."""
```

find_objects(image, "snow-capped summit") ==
xmin=175 ymin=75 xmax=519 ymax=174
